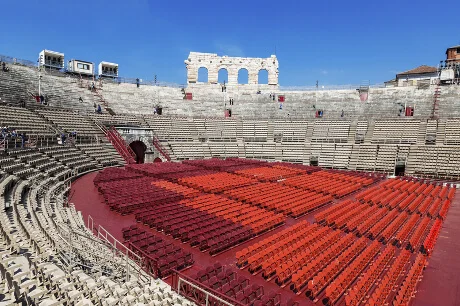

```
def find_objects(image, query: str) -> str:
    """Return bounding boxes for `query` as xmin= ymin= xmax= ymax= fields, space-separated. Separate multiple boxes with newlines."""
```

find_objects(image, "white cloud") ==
xmin=321 ymin=70 xmax=328 ymax=75
xmin=214 ymin=42 xmax=245 ymax=57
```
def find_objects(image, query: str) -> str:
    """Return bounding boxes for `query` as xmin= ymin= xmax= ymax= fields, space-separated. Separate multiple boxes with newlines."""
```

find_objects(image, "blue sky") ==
xmin=1 ymin=0 xmax=458 ymax=86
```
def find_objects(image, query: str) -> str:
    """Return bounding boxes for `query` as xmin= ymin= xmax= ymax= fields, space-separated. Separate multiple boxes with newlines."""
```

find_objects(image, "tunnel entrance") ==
xmin=129 ymin=140 xmax=147 ymax=164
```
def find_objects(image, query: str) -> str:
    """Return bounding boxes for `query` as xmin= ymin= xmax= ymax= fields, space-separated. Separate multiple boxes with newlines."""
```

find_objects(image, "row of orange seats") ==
xmin=355 ymin=184 xmax=381 ymax=202
xmin=260 ymin=226 xmax=334 ymax=278
xmin=305 ymin=237 xmax=369 ymax=299
xmin=327 ymin=202 xmax=364 ymax=228
xmin=281 ymin=174 xmax=365 ymax=198
xmin=246 ymin=224 xmax=321 ymax=273
xmin=345 ymin=245 xmax=396 ymax=306
xmin=406 ymin=194 xmax=425 ymax=213
xmin=367 ymin=209 xmax=399 ymax=240
xmin=234 ymin=166 xmax=305 ymax=181
xmin=274 ymin=230 xmax=342 ymax=286
xmin=421 ymin=219 xmax=443 ymax=256
xmin=235 ymin=221 xmax=309 ymax=267
xmin=290 ymin=233 xmax=356 ymax=294
xmin=407 ymin=217 xmax=431 ymax=252
xmin=356 ymin=206 xmax=389 ymax=237
xmin=367 ymin=250 xmax=412 ymax=305
xmin=314 ymin=200 xmax=353 ymax=223
xmin=392 ymin=214 xmax=420 ymax=247
xmin=323 ymin=240 xmax=380 ymax=305
xmin=180 ymin=194 xmax=285 ymax=234
xmin=224 ymin=182 xmax=332 ymax=216
xmin=438 ymin=199 xmax=451 ymax=219
xmin=151 ymin=180 xmax=202 ymax=198
xmin=379 ymin=211 xmax=409 ymax=244
xmin=344 ymin=205 xmax=380 ymax=233
xmin=313 ymin=170 xmax=375 ymax=185
xmin=393 ymin=254 xmax=427 ymax=306
xmin=177 ymin=172 xmax=258 ymax=192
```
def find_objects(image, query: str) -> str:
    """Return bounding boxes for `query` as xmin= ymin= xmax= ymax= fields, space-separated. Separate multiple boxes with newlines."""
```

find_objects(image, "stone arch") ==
xmin=258 ymin=69 xmax=269 ymax=84
xmin=218 ymin=67 xmax=229 ymax=84
xmin=238 ymin=68 xmax=249 ymax=84
xmin=197 ymin=67 xmax=209 ymax=83
xmin=185 ymin=52 xmax=279 ymax=86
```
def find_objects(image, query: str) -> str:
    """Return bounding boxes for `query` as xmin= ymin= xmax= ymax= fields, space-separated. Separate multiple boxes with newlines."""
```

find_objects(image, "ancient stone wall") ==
xmin=184 ymin=52 xmax=279 ymax=86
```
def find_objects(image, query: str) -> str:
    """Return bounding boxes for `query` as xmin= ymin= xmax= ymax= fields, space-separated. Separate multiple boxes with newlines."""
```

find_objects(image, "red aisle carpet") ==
xmin=70 ymin=171 xmax=460 ymax=306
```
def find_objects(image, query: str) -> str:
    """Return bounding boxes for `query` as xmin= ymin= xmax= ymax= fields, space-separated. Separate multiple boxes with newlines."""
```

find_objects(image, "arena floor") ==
xmin=70 ymin=169 xmax=460 ymax=306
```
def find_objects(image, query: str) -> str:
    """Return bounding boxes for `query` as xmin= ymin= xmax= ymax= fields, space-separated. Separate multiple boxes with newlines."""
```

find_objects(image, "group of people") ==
xmin=59 ymin=131 xmax=77 ymax=145
xmin=1 ymin=126 xmax=28 ymax=148
xmin=93 ymin=102 xmax=102 ymax=114
xmin=1 ymin=61 xmax=9 ymax=72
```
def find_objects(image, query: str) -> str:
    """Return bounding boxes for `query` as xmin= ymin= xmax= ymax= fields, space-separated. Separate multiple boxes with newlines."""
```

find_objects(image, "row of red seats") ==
xmin=313 ymin=170 xmax=377 ymax=185
xmin=305 ymin=237 xmax=369 ymax=299
xmin=354 ymin=185 xmax=381 ymax=202
xmin=179 ymin=194 xmax=285 ymax=235
xmin=192 ymin=264 xmax=290 ymax=306
xmin=379 ymin=211 xmax=409 ymax=244
xmin=356 ymin=206 xmax=389 ymax=237
xmin=438 ymin=199 xmax=451 ymax=219
xmin=158 ymin=169 xmax=217 ymax=181
xmin=343 ymin=205 xmax=380 ymax=233
xmin=246 ymin=224 xmax=321 ymax=273
xmin=290 ymin=233 xmax=356 ymax=293
xmin=282 ymin=174 xmax=365 ymax=198
xmin=182 ymin=157 xmax=264 ymax=171
xmin=322 ymin=240 xmax=380 ymax=305
xmin=178 ymin=172 xmax=258 ymax=192
xmin=406 ymin=194 xmax=425 ymax=213
xmin=367 ymin=209 xmax=399 ymax=240
xmin=392 ymin=213 xmax=420 ymax=247
xmin=235 ymin=166 xmax=305 ymax=182
xmin=93 ymin=167 xmax=143 ymax=184
xmin=274 ymin=230 xmax=342 ymax=285
xmin=98 ymin=177 xmax=187 ymax=214
xmin=126 ymin=162 xmax=199 ymax=176
xmin=261 ymin=227 xmax=337 ymax=279
xmin=367 ymin=249 xmax=412 ymax=305
xmin=224 ymin=182 xmax=332 ymax=217
xmin=152 ymin=180 xmax=202 ymax=197
xmin=133 ymin=198 xmax=254 ymax=255
xmin=421 ymin=219 xmax=443 ymax=256
xmin=236 ymin=221 xmax=310 ymax=267
xmin=314 ymin=200 xmax=353 ymax=223
xmin=407 ymin=217 xmax=431 ymax=252
xmin=325 ymin=202 xmax=363 ymax=228
xmin=122 ymin=225 xmax=194 ymax=278
xmin=393 ymin=254 xmax=427 ymax=306
xmin=345 ymin=245 xmax=396 ymax=306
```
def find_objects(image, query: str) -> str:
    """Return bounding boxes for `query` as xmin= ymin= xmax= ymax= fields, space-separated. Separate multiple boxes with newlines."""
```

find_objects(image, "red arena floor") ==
xmin=70 ymin=160 xmax=460 ymax=306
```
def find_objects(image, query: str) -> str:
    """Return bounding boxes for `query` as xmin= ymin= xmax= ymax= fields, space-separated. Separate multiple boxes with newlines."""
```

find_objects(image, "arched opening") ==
xmin=218 ymin=68 xmax=228 ymax=84
xmin=154 ymin=157 xmax=162 ymax=163
xmin=197 ymin=67 xmax=208 ymax=83
xmin=258 ymin=69 xmax=268 ymax=84
xmin=129 ymin=140 xmax=147 ymax=164
xmin=238 ymin=68 xmax=249 ymax=84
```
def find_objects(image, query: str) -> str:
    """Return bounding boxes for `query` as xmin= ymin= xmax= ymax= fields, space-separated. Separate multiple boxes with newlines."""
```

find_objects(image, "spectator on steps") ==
xmin=136 ymin=78 xmax=140 ymax=88
xmin=39 ymin=95 xmax=45 ymax=104
xmin=341 ymin=110 xmax=344 ymax=117
xmin=91 ymin=82 xmax=95 ymax=91
xmin=97 ymin=104 xmax=102 ymax=114
xmin=79 ymin=97 xmax=83 ymax=103
xmin=61 ymin=133 xmax=67 ymax=144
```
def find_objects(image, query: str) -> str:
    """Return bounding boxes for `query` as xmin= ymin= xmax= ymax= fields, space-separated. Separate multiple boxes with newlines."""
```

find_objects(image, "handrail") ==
xmin=171 ymin=269 xmax=244 ymax=306
xmin=152 ymin=133 xmax=171 ymax=161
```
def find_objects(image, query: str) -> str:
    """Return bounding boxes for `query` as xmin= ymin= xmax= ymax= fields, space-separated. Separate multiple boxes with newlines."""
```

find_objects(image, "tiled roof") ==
xmin=397 ymin=65 xmax=437 ymax=76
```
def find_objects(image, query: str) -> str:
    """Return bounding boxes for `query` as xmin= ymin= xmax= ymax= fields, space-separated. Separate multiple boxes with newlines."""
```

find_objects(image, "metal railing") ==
xmin=171 ymin=270 xmax=244 ymax=306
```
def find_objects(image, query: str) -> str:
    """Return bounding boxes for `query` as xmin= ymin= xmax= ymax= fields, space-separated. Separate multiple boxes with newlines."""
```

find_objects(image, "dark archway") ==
xmin=129 ymin=140 xmax=147 ymax=164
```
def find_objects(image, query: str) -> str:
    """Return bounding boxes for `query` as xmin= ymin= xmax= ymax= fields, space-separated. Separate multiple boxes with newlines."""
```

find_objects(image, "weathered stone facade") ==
xmin=184 ymin=52 xmax=279 ymax=86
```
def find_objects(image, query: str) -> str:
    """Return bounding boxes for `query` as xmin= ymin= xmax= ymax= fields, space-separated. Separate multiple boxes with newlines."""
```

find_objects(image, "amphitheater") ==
xmin=0 ymin=52 xmax=459 ymax=306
